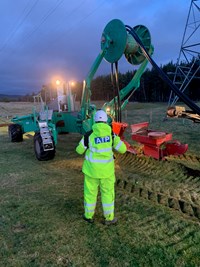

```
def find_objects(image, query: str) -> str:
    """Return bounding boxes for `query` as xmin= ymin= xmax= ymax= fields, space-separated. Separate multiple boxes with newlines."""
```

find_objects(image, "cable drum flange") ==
xmin=101 ymin=20 xmax=152 ymax=65
xmin=101 ymin=19 xmax=127 ymax=63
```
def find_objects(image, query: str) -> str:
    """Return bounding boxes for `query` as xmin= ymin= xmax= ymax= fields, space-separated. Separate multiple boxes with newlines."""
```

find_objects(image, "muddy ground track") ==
xmin=115 ymin=152 xmax=200 ymax=221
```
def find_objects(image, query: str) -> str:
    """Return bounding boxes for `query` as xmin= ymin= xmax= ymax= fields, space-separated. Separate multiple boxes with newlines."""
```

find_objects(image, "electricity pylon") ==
xmin=168 ymin=0 xmax=200 ymax=107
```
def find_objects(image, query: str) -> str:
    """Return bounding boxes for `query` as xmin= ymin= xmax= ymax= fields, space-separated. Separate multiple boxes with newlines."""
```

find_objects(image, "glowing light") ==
xmin=56 ymin=79 xmax=61 ymax=86
xmin=69 ymin=81 xmax=75 ymax=86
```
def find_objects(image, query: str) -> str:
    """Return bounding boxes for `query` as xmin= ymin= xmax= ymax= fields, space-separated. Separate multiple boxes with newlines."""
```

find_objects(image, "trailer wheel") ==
xmin=8 ymin=124 xmax=23 ymax=142
xmin=34 ymin=132 xmax=56 ymax=161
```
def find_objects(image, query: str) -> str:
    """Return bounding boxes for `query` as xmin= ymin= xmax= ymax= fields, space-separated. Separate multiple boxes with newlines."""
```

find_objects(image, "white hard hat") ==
xmin=94 ymin=110 xmax=108 ymax=122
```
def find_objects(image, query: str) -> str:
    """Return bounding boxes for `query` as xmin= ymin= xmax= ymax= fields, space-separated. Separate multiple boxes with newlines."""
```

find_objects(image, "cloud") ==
xmin=0 ymin=0 xmax=191 ymax=95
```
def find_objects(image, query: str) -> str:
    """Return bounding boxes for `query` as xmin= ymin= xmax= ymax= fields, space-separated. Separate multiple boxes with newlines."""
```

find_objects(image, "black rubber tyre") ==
xmin=8 ymin=124 xmax=23 ymax=142
xmin=34 ymin=132 xmax=55 ymax=161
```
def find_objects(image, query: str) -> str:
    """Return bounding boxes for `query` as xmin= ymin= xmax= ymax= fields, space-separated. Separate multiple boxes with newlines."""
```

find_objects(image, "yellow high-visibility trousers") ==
xmin=84 ymin=174 xmax=115 ymax=220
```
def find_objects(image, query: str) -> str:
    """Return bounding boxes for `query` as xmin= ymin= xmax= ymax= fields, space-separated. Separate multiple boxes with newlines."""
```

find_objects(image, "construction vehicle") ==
xmin=167 ymin=105 xmax=200 ymax=123
xmin=9 ymin=19 xmax=195 ymax=161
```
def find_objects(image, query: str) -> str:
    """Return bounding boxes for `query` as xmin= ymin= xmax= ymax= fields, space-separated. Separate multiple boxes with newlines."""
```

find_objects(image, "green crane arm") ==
xmin=80 ymin=49 xmax=106 ymax=120
xmin=102 ymin=45 xmax=154 ymax=117
xmin=79 ymin=19 xmax=153 ymax=130
xmin=102 ymin=58 xmax=148 ymax=114
xmin=80 ymin=35 xmax=112 ymax=121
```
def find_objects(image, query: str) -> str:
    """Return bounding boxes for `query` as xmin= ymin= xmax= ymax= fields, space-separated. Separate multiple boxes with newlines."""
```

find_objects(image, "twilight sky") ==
xmin=0 ymin=0 xmax=191 ymax=95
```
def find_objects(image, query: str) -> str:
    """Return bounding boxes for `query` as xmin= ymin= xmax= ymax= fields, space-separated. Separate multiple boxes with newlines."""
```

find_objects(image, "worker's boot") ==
xmin=83 ymin=215 xmax=94 ymax=224
xmin=104 ymin=217 xmax=118 ymax=226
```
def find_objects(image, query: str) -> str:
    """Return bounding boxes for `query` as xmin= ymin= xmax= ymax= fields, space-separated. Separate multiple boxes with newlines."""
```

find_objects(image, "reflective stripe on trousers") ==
xmin=84 ymin=174 xmax=115 ymax=220
xmin=84 ymin=202 xmax=96 ymax=213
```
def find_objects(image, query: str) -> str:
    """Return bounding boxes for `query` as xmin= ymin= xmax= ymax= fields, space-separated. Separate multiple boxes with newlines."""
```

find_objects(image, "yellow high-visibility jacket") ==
xmin=76 ymin=122 xmax=127 ymax=178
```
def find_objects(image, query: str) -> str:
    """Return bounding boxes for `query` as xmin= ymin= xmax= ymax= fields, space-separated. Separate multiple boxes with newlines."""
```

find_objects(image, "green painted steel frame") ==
xmin=10 ymin=19 xmax=153 ymax=147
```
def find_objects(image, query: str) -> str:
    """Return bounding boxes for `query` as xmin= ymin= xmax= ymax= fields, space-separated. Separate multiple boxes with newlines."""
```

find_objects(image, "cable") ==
xmin=111 ymin=63 xmax=117 ymax=121
xmin=41 ymin=0 xmax=87 ymax=36
xmin=115 ymin=61 xmax=122 ymax=122
xmin=21 ymin=0 xmax=65 ymax=43
xmin=125 ymin=24 xmax=200 ymax=116
xmin=71 ymin=0 xmax=107 ymax=28
xmin=0 ymin=0 xmax=39 ymax=53
xmin=10 ymin=0 xmax=87 ymax=54
xmin=0 ymin=1 xmax=31 ymax=51
xmin=38 ymin=0 xmax=105 ymax=42
xmin=110 ymin=62 xmax=122 ymax=122
xmin=22 ymin=0 xmax=106 ymax=60
xmin=43 ymin=0 xmax=106 ymax=43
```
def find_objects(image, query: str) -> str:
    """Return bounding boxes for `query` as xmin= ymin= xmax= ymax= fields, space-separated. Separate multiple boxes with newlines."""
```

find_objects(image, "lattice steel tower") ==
xmin=168 ymin=0 xmax=200 ymax=106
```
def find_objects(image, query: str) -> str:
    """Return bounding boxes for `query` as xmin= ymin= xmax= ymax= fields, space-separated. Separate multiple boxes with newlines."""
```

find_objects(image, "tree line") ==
xmin=4 ymin=59 xmax=199 ymax=104
xmin=72 ymin=60 xmax=200 ymax=104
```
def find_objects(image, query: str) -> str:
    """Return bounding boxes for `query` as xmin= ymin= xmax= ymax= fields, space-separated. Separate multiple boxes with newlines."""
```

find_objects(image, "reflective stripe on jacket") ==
xmin=76 ymin=122 xmax=127 ymax=178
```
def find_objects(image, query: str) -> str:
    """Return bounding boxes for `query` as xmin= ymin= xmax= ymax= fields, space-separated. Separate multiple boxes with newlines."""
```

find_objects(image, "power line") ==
xmin=0 ymin=0 xmax=106 ymax=63
xmin=0 ymin=1 xmax=31 ymax=51
xmin=17 ymin=0 xmax=87 ymax=47
xmin=6 ymin=0 xmax=86 ymax=56
xmin=49 ymin=0 xmax=107 ymax=38
xmin=21 ymin=0 xmax=65 ymax=43
xmin=0 ymin=0 xmax=39 ymax=53
xmin=29 ymin=0 xmax=107 ymax=58
xmin=71 ymin=0 xmax=107 ymax=29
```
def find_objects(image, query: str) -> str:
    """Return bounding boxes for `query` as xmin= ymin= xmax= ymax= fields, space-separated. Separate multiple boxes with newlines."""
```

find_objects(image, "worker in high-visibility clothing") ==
xmin=76 ymin=110 xmax=127 ymax=225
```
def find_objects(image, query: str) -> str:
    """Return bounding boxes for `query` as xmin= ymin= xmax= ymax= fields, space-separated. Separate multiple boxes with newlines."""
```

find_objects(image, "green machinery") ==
xmin=9 ymin=19 xmax=153 ymax=160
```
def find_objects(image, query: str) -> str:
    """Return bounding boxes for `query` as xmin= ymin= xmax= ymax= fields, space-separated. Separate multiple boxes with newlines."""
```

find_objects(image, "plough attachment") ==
xmin=112 ymin=121 xmax=188 ymax=160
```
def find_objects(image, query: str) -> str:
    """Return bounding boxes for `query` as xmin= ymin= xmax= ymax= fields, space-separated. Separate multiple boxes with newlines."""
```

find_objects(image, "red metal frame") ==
xmin=112 ymin=121 xmax=188 ymax=159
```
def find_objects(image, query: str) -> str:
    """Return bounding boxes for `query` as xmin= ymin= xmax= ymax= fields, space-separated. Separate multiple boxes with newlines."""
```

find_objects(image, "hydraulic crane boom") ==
xmin=79 ymin=19 xmax=153 ymax=125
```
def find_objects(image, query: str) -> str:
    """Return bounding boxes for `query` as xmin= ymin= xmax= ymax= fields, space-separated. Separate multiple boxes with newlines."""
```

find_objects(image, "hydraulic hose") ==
xmin=115 ymin=61 xmax=122 ymax=122
xmin=111 ymin=62 xmax=122 ymax=122
xmin=125 ymin=25 xmax=200 ymax=116
xmin=111 ymin=63 xmax=118 ymax=121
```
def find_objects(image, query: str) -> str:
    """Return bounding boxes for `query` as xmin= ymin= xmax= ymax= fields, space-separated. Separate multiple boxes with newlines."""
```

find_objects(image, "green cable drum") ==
xmin=125 ymin=25 xmax=151 ymax=65
xmin=101 ymin=19 xmax=127 ymax=63
xmin=101 ymin=20 xmax=151 ymax=65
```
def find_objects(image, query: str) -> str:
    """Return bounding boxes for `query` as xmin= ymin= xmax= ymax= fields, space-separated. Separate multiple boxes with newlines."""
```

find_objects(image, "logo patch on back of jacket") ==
xmin=94 ymin=136 xmax=110 ymax=144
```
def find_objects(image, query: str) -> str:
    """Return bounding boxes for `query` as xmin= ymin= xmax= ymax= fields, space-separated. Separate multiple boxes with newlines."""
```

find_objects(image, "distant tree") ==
xmin=36 ymin=59 xmax=200 ymax=104
xmin=2 ymin=97 xmax=10 ymax=102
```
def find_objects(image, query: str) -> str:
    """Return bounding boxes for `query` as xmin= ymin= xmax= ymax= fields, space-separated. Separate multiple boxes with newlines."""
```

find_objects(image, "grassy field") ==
xmin=1 ymin=102 xmax=200 ymax=267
